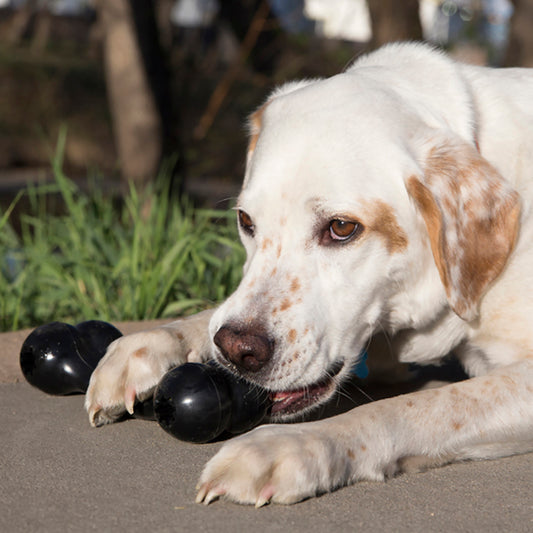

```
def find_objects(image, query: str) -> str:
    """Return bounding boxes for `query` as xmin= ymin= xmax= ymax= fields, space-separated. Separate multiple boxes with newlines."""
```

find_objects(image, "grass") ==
xmin=0 ymin=133 xmax=245 ymax=332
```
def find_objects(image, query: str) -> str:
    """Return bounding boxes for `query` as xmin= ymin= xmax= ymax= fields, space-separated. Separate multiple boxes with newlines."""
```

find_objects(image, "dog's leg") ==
xmin=85 ymin=309 xmax=215 ymax=427
xmin=197 ymin=358 xmax=533 ymax=506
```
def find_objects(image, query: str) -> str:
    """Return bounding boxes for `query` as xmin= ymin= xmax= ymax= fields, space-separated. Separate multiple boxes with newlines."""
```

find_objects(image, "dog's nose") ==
xmin=214 ymin=325 xmax=274 ymax=372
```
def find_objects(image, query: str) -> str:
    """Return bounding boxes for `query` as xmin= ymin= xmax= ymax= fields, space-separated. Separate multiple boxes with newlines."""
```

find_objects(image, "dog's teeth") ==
xmin=272 ymin=392 xmax=290 ymax=402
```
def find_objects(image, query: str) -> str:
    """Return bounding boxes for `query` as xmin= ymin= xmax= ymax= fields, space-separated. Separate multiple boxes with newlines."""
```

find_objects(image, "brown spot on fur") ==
xmin=367 ymin=200 xmax=409 ymax=253
xmin=247 ymin=104 xmax=267 ymax=155
xmin=276 ymin=244 xmax=282 ymax=259
xmin=452 ymin=421 xmax=463 ymax=431
xmin=347 ymin=449 xmax=355 ymax=459
xmin=290 ymin=278 xmax=301 ymax=293
xmin=133 ymin=348 xmax=148 ymax=358
xmin=500 ymin=375 xmax=517 ymax=387
xmin=262 ymin=238 xmax=272 ymax=250
xmin=288 ymin=329 xmax=297 ymax=343
xmin=248 ymin=134 xmax=259 ymax=155
xmin=351 ymin=200 xmax=408 ymax=254
xmin=280 ymin=298 xmax=292 ymax=311
xmin=406 ymin=400 xmax=414 ymax=408
xmin=176 ymin=333 xmax=184 ymax=341
xmin=361 ymin=444 xmax=367 ymax=452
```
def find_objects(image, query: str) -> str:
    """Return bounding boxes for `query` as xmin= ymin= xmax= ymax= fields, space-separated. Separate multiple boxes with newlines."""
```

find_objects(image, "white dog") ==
xmin=86 ymin=43 xmax=533 ymax=506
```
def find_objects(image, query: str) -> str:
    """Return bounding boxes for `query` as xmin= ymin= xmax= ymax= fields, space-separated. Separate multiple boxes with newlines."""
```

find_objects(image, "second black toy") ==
xmin=20 ymin=320 xmax=122 ymax=395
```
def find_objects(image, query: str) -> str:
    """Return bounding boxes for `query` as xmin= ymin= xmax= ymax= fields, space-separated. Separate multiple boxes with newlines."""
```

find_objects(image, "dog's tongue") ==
xmin=269 ymin=380 xmax=331 ymax=415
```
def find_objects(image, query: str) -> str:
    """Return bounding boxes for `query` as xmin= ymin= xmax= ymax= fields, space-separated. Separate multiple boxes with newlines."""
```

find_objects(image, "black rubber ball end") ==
xmin=19 ymin=320 xmax=122 ymax=395
xmin=154 ymin=363 xmax=232 ymax=443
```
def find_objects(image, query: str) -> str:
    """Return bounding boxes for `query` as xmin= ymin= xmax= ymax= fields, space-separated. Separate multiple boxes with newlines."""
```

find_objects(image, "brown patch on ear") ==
xmin=247 ymin=103 xmax=268 ymax=156
xmin=406 ymin=176 xmax=448 ymax=288
xmin=406 ymin=138 xmax=521 ymax=320
xmin=365 ymin=200 xmax=409 ymax=254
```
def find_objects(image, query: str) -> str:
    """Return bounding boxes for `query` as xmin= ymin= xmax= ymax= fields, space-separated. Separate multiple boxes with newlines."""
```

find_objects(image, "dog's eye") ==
xmin=238 ymin=210 xmax=255 ymax=236
xmin=329 ymin=219 xmax=360 ymax=241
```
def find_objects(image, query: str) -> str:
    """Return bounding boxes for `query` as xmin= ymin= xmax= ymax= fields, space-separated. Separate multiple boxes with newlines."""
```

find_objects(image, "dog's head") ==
xmin=209 ymin=69 xmax=520 ymax=419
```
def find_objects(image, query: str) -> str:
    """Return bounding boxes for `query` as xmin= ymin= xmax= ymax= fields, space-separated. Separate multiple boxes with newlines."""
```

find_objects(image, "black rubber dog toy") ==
xmin=20 ymin=321 xmax=271 ymax=442
xmin=20 ymin=320 xmax=122 ymax=395
xmin=20 ymin=320 xmax=155 ymax=419
xmin=154 ymin=362 xmax=271 ymax=443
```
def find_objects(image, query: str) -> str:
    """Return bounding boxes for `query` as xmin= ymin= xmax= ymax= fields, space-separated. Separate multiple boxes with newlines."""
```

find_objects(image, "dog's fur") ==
xmin=86 ymin=43 xmax=533 ymax=506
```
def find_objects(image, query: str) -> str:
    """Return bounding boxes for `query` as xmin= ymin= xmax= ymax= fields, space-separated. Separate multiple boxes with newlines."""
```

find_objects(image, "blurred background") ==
xmin=1 ymin=0 xmax=531 ymax=205
xmin=1 ymin=0 xmax=532 ymax=331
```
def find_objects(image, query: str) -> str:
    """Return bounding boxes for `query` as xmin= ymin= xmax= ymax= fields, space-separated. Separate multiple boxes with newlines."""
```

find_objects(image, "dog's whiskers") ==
xmin=350 ymin=383 xmax=375 ymax=403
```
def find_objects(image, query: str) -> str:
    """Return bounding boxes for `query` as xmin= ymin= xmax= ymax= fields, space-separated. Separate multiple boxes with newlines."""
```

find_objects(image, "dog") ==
xmin=86 ymin=42 xmax=533 ymax=506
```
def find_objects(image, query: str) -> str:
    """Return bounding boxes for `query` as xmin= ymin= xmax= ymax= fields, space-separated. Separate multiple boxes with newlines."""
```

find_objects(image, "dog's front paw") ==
xmin=196 ymin=424 xmax=350 ymax=506
xmin=85 ymin=328 xmax=186 ymax=427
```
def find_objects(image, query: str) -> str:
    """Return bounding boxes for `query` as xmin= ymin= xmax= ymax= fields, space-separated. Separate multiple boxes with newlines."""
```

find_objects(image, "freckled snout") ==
xmin=214 ymin=325 xmax=274 ymax=372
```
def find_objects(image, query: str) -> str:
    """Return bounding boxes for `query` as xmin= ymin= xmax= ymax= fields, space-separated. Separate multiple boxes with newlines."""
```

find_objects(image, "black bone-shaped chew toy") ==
xmin=153 ymin=362 xmax=270 ymax=443
xmin=19 ymin=321 xmax=270 ymax=443
xmin=20 ymin=320 xmax=123 ymax=395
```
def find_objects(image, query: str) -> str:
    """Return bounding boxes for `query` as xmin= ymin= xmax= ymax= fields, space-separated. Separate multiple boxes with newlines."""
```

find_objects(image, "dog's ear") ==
xmin=406 ymin=136 xmax=520 ymax=321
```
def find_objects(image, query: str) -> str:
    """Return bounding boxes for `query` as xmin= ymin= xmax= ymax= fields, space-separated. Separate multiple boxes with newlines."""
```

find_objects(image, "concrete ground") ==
xmin=2 ymin=323 xmax=532 ymax=532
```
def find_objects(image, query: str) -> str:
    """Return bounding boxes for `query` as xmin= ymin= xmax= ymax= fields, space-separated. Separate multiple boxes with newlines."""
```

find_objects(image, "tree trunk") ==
xmin=94 ymin=0 xmax=163 ymax=188
xmin=505 ymin=0 xmax=533 ymax=67
xmin=8 ymin=0 xmax=37 ymax=45
xmin=367 ymin=0 xmax=423 ymax=48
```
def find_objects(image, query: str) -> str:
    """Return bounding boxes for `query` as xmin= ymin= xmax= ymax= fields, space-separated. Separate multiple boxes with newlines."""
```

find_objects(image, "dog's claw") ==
xmin=196 ymin=484 xmax=225 ymax=505
xmin=203 ymin=490 xmax=221 ymax=505
xmin=255 ymin=495 xmax=270 ymax=508
xmin=195 ymin=483 xmax=209 ymax=504
xmin=87 ymin=400 xmax=126 ymax=427
xmin=255 ymin=484 xmax=275 ymax=508
xmin=88 ymin=406 xmax=101 ymax=427
xmin=125 ymin=386 xmax=136 ymax=415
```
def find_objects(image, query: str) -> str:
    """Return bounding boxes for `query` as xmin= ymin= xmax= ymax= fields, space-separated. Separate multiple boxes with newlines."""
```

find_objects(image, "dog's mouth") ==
xmin=268 ymin=362 xmax=343 ymax=418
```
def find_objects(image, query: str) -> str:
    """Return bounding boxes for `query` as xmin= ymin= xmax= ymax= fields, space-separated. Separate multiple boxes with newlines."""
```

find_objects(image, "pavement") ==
xmin=1 ymin=322 xmax=532 ymax=532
